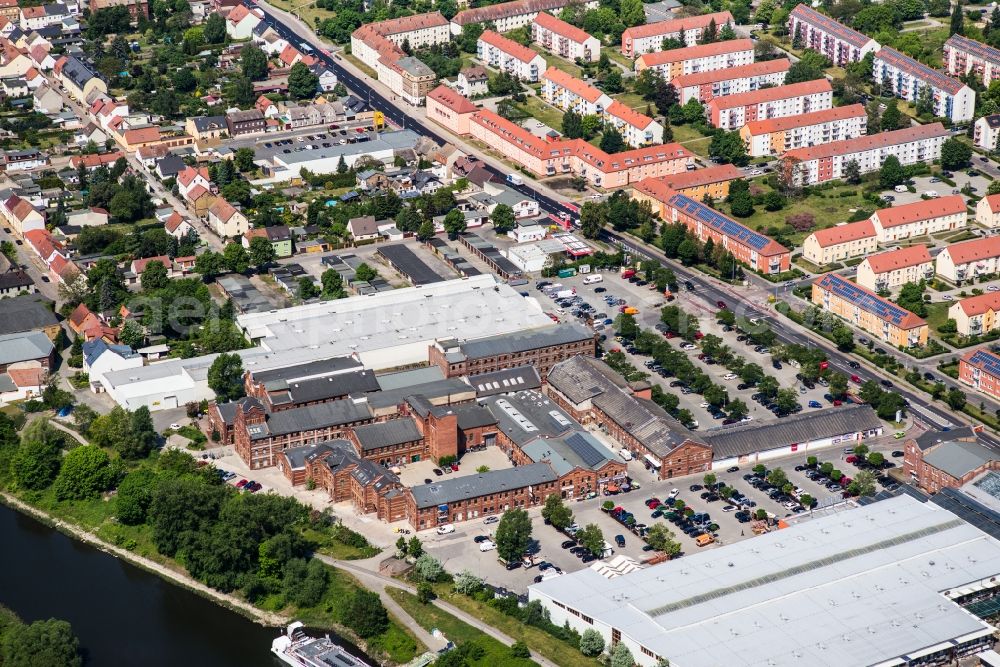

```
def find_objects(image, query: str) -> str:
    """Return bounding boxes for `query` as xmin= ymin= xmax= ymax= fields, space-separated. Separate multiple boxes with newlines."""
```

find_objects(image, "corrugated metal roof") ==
xmin=410 ymin=462 xmax=558 ymax=508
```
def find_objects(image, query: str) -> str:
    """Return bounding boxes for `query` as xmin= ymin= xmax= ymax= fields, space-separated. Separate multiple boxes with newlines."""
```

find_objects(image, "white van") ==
xmin=583 ymin=274 xmax=603 ymax=284
xmin=893 ymin=185 xmax=907 ymax=193
xmin=436 ymin=524 xmax=455 ymax=535
xmin=619 ymin=448 xmax=633 ymax=461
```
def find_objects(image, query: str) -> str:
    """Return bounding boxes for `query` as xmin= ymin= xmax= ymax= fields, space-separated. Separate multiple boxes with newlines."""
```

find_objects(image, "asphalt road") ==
xmin=247 ymin=1 xmax=991 ymax=448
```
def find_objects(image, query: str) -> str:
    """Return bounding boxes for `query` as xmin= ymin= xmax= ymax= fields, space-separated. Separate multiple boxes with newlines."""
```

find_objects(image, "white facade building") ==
xmin=944 ymin=34 xmax=1000 ymax=87
xmin=477 ymin=30 xmax=546 ymax=82
xmin=707 ymin=79 xmax=833 ymax=131
xmin=740 ymin=104 xmax=867 ymax=157
xmin=873 ymin=47 xmax=975 ymax=123
xmin=673 ymin=59 xmax=791 ymax=105
xmin=541 ymin=66 xmax=612 ymax=116
xmin=532 ymin=11 xmax=600 ymax=62
xmin=635 ymin=39 xmax=754 ymax=83
xmin=788 ymin=4 xmax=880 ymax=67
xmin=604 ymin=100 xmax=663 ymax=148
xmin=869 ymin=194 xmax=967 ymax=243
xmin=451 ymin=0 xmax=599 ymax=35
xmin=620 ymin=10 xmax=733 ymax=58
xmin=975 ymin=114 xmax=1000 ymax=151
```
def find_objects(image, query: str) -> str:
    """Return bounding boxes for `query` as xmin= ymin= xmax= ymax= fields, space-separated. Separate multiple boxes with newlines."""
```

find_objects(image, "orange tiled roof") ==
xmin=532 ymin=12 xmax=594 ymax=45
xmin=634 ymin=164 xmax=742 ymax=198
xmin=427 ymin=85 xmax=478 ymax=114
xmin=209 ymin=198 xmax=239 ymax=222
xmin=123 ymin=127 xmax=162 ymax=145
xmin=982 ymin=193 xmax=1000 ymax=214
xmin=605 ymin=100 xmax=654 ymax=130
xmin=178 ymin=165 xmax=210 ymax=188
xmin=941 ymin=236 xmax=1000 ymax=266
xmin=479 ymin=30 xmax=541 ymax=64
xmin=873 ymin=194 xmax=967 ymax=229
xmin=809 ymin=220 xmax=876 ymax=248
xmin=955 ymin=292 xmax=1000 ymax=317
xmin=454 ymin=0 xmax=578 ymax=26
xmin=863 ymin=245 xmax=932 ymax=274
xmin=743 ymin=104 xmax=865 ymax=136
xmin=708 ymin=79 xmax=832 ymax=111
xmin=623 ymin=11 xmax=732 ymax=41
xmin=783 ymin=123 xmax=949 ymax=162
xmin=542 ymin=66 xmax=606 ymax=103
xmin=637 ymin=39 xmax=753 ymax=67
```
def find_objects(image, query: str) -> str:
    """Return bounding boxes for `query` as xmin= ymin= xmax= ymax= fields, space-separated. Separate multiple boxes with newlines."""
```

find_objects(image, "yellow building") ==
xmin=802 ymin=220 xmax=877 ymax=266
xmin=812 ymin=274 xmax=928 ymax=348
xmin=855 ymin=245 xmax=933 ymax=292
xmin=631 ymin=164 xmax=742 ymax=214
xmin=947 ymin=292 xmax=1000 ymax=337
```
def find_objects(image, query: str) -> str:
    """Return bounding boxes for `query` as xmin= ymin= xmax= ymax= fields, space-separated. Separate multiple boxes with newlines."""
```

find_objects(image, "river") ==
xmin=0 ymin=502 xmax=281 ymax=666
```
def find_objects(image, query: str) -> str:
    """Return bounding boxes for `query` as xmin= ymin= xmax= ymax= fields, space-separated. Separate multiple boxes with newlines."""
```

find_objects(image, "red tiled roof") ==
xmin=165 ymin=211 xmax=188 ymax=233
xmin=708 ymin=78 xmax=832 ymax=111
xmin=622 ymin=11 xmax=733 ymax=41
xmin=123 ymin=127 xmax=162 ymax=145
xmin=784 ymin=123 xmax=949 ymax=162
xmin=427 ymin=85 xmax=478 ymax=114
xmin=360 ymin=11 xmax=448 ymax=35
xmin=873 ymin=194 xmax=967 ymax=229
xmin=24 ymin=229 xmax=61 ymax=263
xmin=20 ymin=6 xmax=45 ymax=19
xmin=279 ymin=44 xmax=301 ymax=66
xmin=955 ymin=292 xmax=1000 ymax=317
xmin=863 ymin=245 xmax=932 ymax=274
xmin=479 ymin=30 xmax=541 ymax=64
xmin=532 ymin=12 xmax=594 ymax=45
xmin=542 ymin=66 xmax=606 ymax=103
xmin=638 ymin=39 xmax=753 ymax=67
xmin=454 ymin=0 xmax=576 ymax=26
xmin=982 ymin=193 xmax=1000 ymax=213
xmin=209 ymin=198 xmax=239 ymax=222
xmin=9 ymin=197 xmax=40 ymax=223
xmin=132 ymin=255 xmax=170 ymax=274
xmin=7 ymin=366 xmax=44 ymax=389
xmin=606 ymin=100 xmax=654 ymax=130
xmin=809 ymin=220 xmax=876 ymax=248
xmin=178 ymin=165 xmax=210 ymax=188
xmin=942 ymin=236 xmax=1000 ymax=266
xmin=227 ymin=3 xmax=251 ymax=23
xmin=634 ymin=164 xmax=742 ymax=197
xmin=70 ymin=151 xmax=123 ymax=169
xmin=186 ymin=184 xmax=210 ymax=201
xmin=743 ymin=103 xmax=866 ymax=136
xmin=49 ymin=254 xmax=79 ymax=283
xmin=69 ymin=303 xmax=95 ymax=328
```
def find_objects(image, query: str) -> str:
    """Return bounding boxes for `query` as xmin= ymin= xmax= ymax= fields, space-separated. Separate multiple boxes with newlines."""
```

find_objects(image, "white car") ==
xmin=924 ymin=190 xmax=939 ymax=198
xmin=681 ymin=343 xmax=697 ymax=351
xmin=722 ymin=505 xmax=736 ymax=512
xmin=989 ymin=285 xmax=1000 ymax=292
xmin=169 ymin=423 xmax=182 ymax=430
xmin=741 ymin=416 xmax=753 ymax=423
xmin=943 ymin=295 xmax=954 ymax=301
xmin=699 ymin=401 xmax=710 ymax=408
xmin=667 ymin=488 xmax=679 ymax=499
xmin=723 ymin=373 xmax=738 ymax=381
xmin=749 ymin=169 xmax=763 ymax=176
xmin=479 ymin=540 xmax=496 ymax=552
xmin=436 ymin=524 xmax=455 ymax=535
xmin=483 ymin=516 xmax=499 ymax=525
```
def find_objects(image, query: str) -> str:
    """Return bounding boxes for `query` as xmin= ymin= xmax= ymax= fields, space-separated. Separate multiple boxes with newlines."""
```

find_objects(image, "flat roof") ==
xmin=235 ymin=275 xmax=554 ymax=367
xmin=376 ymin=243 xmax=445 ymax=286
xmin=529 ymin=495 xmax=1000 ymax=667
xmin=410 ymin=462 xmax=558 ymax=508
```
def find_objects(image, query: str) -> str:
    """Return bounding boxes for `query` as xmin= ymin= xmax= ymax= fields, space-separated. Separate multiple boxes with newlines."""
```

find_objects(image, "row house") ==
xmin=673 ymin=58 xmax=791 ymax=105
xmin=531 ymin=11 xmax=599 ymax=62
xmin=740 ymin=103 xmax=866 ymax=157
xmin=0 ymin=39 xmax=31 ymax=79
xmin=1 ymin=194 xmax=44 ymax=235
xmin=782 ymin=123 xmax=949 ymax=186
xmin=621 ymin=11 xmax=733 ymax=58
xmin=944 ymin=34 xmax=1000 ymax=87
xmin=478 ymin=30 xmax=545 ymax=82
xmin=450 ymin=0 xmax=599 ymax=35
xmin=54 ymin=54 xmax=106 ymax=101
xmin=19 ymin=3 xmax=68 ymax=31
xmin=979 ymin=193 xmax=1000 ymax=228
xmin=466 ymin=107 xmax=693 ymax=188
xmin=3 ymin=148 xmax=47 ymax=171
xmin=949 ymin=292 xmax=1000 ymax=337
xmin=869 ymin=194 xmax=967 ymax=243
xmin=811 ymin=273 xmax=928 ymax=348
xmin=426 ymin=84 xmax=480 ymax=135
xmin=542 ymin=66 xmax=612 ymax=116
xmin=226 ymin=108 xmax=266 ymax=136
xmin=659 ymin=190 xmax=790 ymax=275
xmin=707 ymin=78 xmax=833 ymax=131
xmin=855 ymin=245 xmax=933 ymax=292
xmin=974 ymin=114 xmax=1000 ymax=152
xmin=801 ymin=220 xmax=877 ymax=266
xmin=630 ymin=164 xmax=743 ymax=216
xmin=788 ymin=4 xmax=879 ymax=67
xmin=0 ymin=0 xmax=17 ymax=22
xmin=635 ymin=39 xmax=754 ymax=83
xmin=284 ymin=102 xmax=340 ymax=129
xmin=351 ymin=13 xmax=450 ymax=105
xmin=873 ymin=47 xmax=974 ymax=123
xmin=936 ymin=236 xmax=1000 ymax=284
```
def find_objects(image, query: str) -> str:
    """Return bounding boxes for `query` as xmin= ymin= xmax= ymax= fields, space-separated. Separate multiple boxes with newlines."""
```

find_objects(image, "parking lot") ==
xmin=277 ymin=238 xmax=457 ymax=286
xmin=879 ymin=173 xmax=991 ymax=207
xmin=395 ymin=447 xmax=512 ymax=487
xmin=421 ymin=432 xmax=907 ymax=593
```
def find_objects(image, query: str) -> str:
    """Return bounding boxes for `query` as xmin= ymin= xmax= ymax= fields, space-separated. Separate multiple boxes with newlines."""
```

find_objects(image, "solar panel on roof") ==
xmin=820 ymin=274 xmax=914 ymax=326
xmin=671 ymin=194 xmax=771 ymax=250
xmin=564 ymin=432 xmax=607 ymax=468
xmin=969 ymin=349 xmax=1000 ymax=376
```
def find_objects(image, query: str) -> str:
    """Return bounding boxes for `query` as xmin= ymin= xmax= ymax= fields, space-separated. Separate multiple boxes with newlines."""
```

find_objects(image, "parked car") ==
xmin=437 ymin=524 xmax=456 ymax=535
xmin=614 ymin=534 xmax=626 ymax=547
xmin=483 ymin=516 xmax=499 ymax=525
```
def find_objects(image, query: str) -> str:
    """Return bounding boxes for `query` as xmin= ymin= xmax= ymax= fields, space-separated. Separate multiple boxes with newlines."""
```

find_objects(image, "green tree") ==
xmin=321 ymin=269 xmax=345 ymax=299
xmin=867 ymin=451 xmax=885 ymax=468
xmin=234 ymin=148 xmax=256 ymax=173
xmin=12 ymin=419 xmax=62 ymax=491
xmin=298 ymin=277 xmax=318 ymax=300
xmin=579 ymin=629 xmax=605 ymax=657
xmin=848 ymin=469 xmax=878 ymax=497
xmin=879 ymin=154 xmax=906 ymax=188
xmin=172 ymin=67 xmax=197 ymax=92
xmin=644 ymin=523 xmax=681 ymax=556
xmin=115 ymin=467 xmax=156 ymax=525
xmin=453 ymin=570 xmax=483 ymax=594
xmin=580 ymin=201 xmax=607 ymax=239
xmin=611 ymin=641 xmax=635 ymax=667
xmin=947 ymin=387 xmax=967 ymax=410
xmin=241 ymin=44 xmax=268 ymax=80
xmin=709 ymin=130 xmax=749 ymax=166
xmin=843 ymin=159 xmax=861 ymax=184
xmin=207 ymin=352 xmax=245 ymax=402
xmin=541 ymin=493 xmax=574 ymax=531
xmin=407 ymin=536 xmax=424 ymax=558
xmin=344 ymin=589 xmax=389 ymax=638
xmin=576 ymin=523 xmax=605 ymax=557
xmin=248 ymin=236 xmax=276 ymax=268
xmin=880 ymin=98 xmax=902 ymax=130
xmin=620 ymin=0 xmax=645 ymax=26
xmin=950 ymin=1 xmax=965 ymax=35
xmin=730 ymin=190 xmax=754 ymax=217
xmin=1 ymin=618 xmax=82 ymax=667
xmin=223 ymin=242 xmax=250 ymax=274
xmin=495 ymin=508 xmax=532 ymax=563
xmin=491 ymin=203 xmax=516 ymax=234
xmin=443 ymin=209 xmax=467 ymax=238
xmin=354 ymin=262 xmax=378 ymax=282
xmin=203 ymin=11 xmax=226 ymax=43
xmin=599 ymin=126 xmax=625 ymax=154
xmin=414 ymin=554 xmax=445 ymax=582
xmin=727 ymin=398 xmax=749 ymax=420
xmin=562 ymin=109 xmax=584 ymax=138
xmin=417 ymin=219 xmax=436 ymax=241
xmin=53 ymin=445 xmax=116 ymax=501
xmin=941 ymin=137 xmax=973 ymax=170
xmin=288 ymin=62 xmax=320 ymax=100
xmin=140 ymin=260 xmax=169 ymax=291
xmin=602 ymin=69 xmax=624 ymax=93
xmin=195 ymin=250 xmax=226 ymax=278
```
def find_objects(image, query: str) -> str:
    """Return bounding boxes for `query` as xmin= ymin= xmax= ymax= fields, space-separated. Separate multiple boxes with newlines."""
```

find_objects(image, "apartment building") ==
xmin=949 ymin=292 xmax=1000 ymax=337
xmin=621 ymin=11 xmax=734 ymax=58
xmin=944 ymin=34 xmax=1000 ymax=87
xmin=812 ymin=273 xmax=928 ymax=347
xmin=869 ymin=195 xmax=967 ymax=243
xmin=960 ymin=349 xmax=1000 ymax=401
xmin=467 ymin=108 xmax=693 ymax=187
xmin=631 ymin=164 xmax=742 ymax=207
xmin=978 ymin=194 xmax=1000 ymax=228
xmin=604 ymin=100 xmax=663 ymax=147
xmin=936 ymin=237 xmax=1000 ymax=284
xmin=660 ymin=190 xmax=791 ymax=274
xmin=707 ymin=79 xmax=833 ymax=131
xmin=351 ymin=13 xmax=450 ymax=104
xmin=541 ymin=66 xmax=611 ymax=115
xmin=634 ymin=39 xmax=754 ymax=82
xmin=855 ymin=245 xmax=933 ymax=292
xmin=783 ymin=123 xmax=949 ymax=186
xmin=740 ymin=104 xmax=866 ymax=157
xmin=788 ymin=4 xmax=879 ymax=67
xmin=532 ymin=11 xmax=599 ymax=62
xmin=451 ymin=0 xmax=599 ymax=34
xmin=673 ymin=58 xmax=791 ymax=105
xmin=426 ymin=84 xmax=480 ymax=135
xmin=801 ymin=220 xmax=877 ymax=266
xmin=873 ymin=47 xmax=975 ymax=123
xmin=974 ymin=114 xmax=1000 ymax=151
xmin=477 ymin=29 xmax=546 ymax=81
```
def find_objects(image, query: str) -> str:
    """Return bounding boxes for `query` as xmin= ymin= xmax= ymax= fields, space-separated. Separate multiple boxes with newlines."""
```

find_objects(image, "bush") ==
xmin=579 ymin=628 xmax=605 ymax=656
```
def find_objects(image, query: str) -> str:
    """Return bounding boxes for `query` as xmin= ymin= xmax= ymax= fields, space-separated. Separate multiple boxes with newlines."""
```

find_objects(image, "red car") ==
xmin=693 ymin=331 xmax=704 ymax=340
xmin=850 ymin=374 xmax=862 ymax=384
xmin=717 ymin=301 xmax=727 ymax=309
xmin=236 ymin=479 xmax=248 ymax=488
xmin=845 ymin=455 xmax=857 ymax=464
xmin=450 ymin=463 xmax=459 ymax=471
xmin=664 ymin=332 xmax=676 ymax=339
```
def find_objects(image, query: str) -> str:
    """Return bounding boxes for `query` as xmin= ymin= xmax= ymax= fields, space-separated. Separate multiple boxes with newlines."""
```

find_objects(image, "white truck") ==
xmin=506 ymin=173 xmax=523 ymax=186
xmin=555 ymin=288 xmax=576 ymax=299
xmin=583 ymin=274 xmax=603 ymax=284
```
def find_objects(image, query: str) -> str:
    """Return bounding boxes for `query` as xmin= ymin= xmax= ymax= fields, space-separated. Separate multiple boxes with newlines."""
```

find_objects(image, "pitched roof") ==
xmin=789 ymin=4 xmax=875 ymax=49
xmin=0 ymin=330 xmax=53 ymax=365
xmin=983 ymin=193 xmax=1000 ymax=213
xmin=164 ymin=211 xmax=189 ymax=233
xmin=922 ymin=438 xmax=996 ymax=479
xmin=123 ymin=127 xmax=161 ymax=145
xmin=352 ymin=417 xmax=422 ymax=451
xmin=946 ymin=34 xmax=1000 ymax=69
xmin=479 ymin=29 xmax=541 ymax=64
xmin=954 ymin=291 xmax=1000 ymax=317
xmin=743 ymin=103 xmax=866 ymax=136
xmin=875 ymin=46 xmax=966 ymax=95
xmin=177 ymin=165 xmax=210 ymax=188
xmin=7 ymin=365 xmax=44 ymax=389
xmin=427 ymin=84 xmax=478 ymax=114
xmin=633 ymin=165 xmax=742 ymax=200
xmin=637 ymin=38 xmax=753 ymax=67
xmin=0 ymin=295 xmax=56 ymax=335
xmin=132 ymin=255 xmax=170 ymax=274
xmin=813 ymin=273 xmax=927 ymax=329
xmin=666 ymin=190 xmax=788 ymax=256
xmin=942 ymin=236 xmax=1000 ymax=266
xmin=863 ymin=245 xmax=932 ymax=274
xmin=186 ymin=184 xmax=210 ymax=201
xmin=209 ymin=198 xmax=239 ymax=222
xmin=460 ymin=64 xmax=489 ymax=82
xmin=453 ymin=0 xmax=580 ymax=26
xmin=808 ymin=220 xmax=876 ymax=248
xmin=542 ymin=66 xmax=605 ymax=103
xmin=709 ymin=78 xmax=831 ymax=111
xmin=622 ymin=10 xmax=733 ymax=40
xmin=784 ymin=123 xmax=949 ymax=162
xmin=69 ymin=303 xmax=95 ymax=328
xmin=83 ymin=337 xmax=137 ymax=367
xmin=873 ymin=194 xmax=967 ymax=228
xmin=409 ymin=462 xmax=559 ymax=508
xmin=361 ymin=11 xmax=448 ymax=36
xmin=605 ymin=99 xmax=654 ymax=130
xmin=533 ymin=11 xmax=594 ymax=44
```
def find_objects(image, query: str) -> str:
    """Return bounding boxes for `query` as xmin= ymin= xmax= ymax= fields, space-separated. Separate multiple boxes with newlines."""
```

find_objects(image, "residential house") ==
xmin=243 ymin=225 xmax=293 ymax=258
xmin=974 ymin=114 xmax=1000 ymax=152
xmin=531 ymin=11 xmax=599 ymax=62
xmin=635 ymin=39 xmax=754 ymax=83
xmin=740 ymin=104 xmax=867 ymax=157
xmin=1 ymin=194 xmax=43 ymax=235
xmin=673 ymin=59 xmax=792 ymax=105
xmin=226 ymin=108 xmax=266 ymax=136
xmin=944 ymin=34 xmax=1000 ymax=87
xmin=978 ymin=194 xmax=1000 ymax=228
xmin=801 ymin=220 xmax=878 ymax=266
xmin=54 ymin=54 xmax=106 ymax=101
xmin=207 ymin=199 xmax=249 ymax=238
xmin=707 ymin=79 xmax=834 ymax=131
xmin=347 ymin=215 xmax=380 ymax=242
xmin=66 ymin=207 xmax=109 ymax=228
xmin=426 ymin=84 xmax=480 ymax=135
xmin=873 ymin=47 xmax=975 ymax=123
xmin=31 ymin=83 xmax=60 ymax=113
xmin=83 ymin=338 xmax=142 ymax=392
xmin=457 ymin=65 xmax=489 ymax=97
xmin=478 ymin=29 xmax=545 ymax=82
xmin=855 ymin=245 xmax=934 ymax=292
xmin=164 ymin=211 xmax=193 ymax=239
xmin=869 ymin=195 xmax=967 ymax=242
xmin=788 ymin=4 xmax=880 ymax=66
xmin=949 ymin=293 xmax=1000 ymax=337
xmin=451 ymin=0 xmax=600 ymax=34
xmin=935 ymin=236 xmax=1000 ymax=284
xmin=621 ymin=11 xmax=733 ymax=57
xmin=185 ymin=115 xmax=229 ymax=142
xmin=811 ymin=273 xmax=928 ymax=347
xmin=177 ymin=166 xmax=212 ymax=200
xmin=0 ymin=267 xmax=32 ymax=296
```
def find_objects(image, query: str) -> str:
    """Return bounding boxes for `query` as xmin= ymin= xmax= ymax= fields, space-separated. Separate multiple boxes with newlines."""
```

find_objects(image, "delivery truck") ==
xmin=506 ymin=174 xmax=523 ymax=185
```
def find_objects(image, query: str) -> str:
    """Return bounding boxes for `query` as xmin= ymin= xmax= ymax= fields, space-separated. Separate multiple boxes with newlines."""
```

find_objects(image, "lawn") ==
xmin=603 ymin=47 xmax=634 ymax=71
xmin=670 ymin=123 xmax=712 ymax=157
xmin=531 ymin=46 xmax=584 ymax=79
xmin=387 ymin=588 xmax=536 ymax=667
xmin=923 ymin=301 xmax=952 ymax=334
xmin=518 ymin=95 xmax=565 ymax=132
xmin=612 ymin=92 xmax=649 ymax=112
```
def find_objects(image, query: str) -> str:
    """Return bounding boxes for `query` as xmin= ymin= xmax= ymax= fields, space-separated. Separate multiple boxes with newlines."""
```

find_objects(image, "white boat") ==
xmin=271 ymin=622 xmax=372 ymax=667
